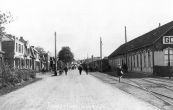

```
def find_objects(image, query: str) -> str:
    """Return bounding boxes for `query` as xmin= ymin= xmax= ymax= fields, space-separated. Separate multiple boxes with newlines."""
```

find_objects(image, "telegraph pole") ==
xmin=92 ymin=55 xmax=93 ymax=68
xmin=125 ymin=26 xmax=127 ymax=65
xmin=54 ymin=32 xmax=57 ymax=76
xmin=100 ymin=37 xmax=102 ymax=72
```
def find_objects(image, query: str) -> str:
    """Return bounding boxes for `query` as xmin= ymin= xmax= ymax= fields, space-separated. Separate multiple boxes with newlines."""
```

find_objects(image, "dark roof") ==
xmin=109 ymin=21 xmax=173 ymax=58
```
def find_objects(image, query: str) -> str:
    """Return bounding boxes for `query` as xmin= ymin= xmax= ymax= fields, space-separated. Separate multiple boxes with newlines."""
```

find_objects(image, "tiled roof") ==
xmin=108 ymin=21 xmax=173 ymax=58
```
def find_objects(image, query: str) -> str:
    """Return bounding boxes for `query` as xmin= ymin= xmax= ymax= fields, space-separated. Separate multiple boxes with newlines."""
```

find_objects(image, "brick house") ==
xmin=108 ymin=21 xmax=173 ymax=77
xmin=2 ymin=35 xmax=25 ymax=69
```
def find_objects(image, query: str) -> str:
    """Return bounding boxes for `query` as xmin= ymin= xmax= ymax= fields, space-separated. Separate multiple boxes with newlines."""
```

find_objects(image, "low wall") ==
xmin=153 ymin=66 xmax=173 ymax=77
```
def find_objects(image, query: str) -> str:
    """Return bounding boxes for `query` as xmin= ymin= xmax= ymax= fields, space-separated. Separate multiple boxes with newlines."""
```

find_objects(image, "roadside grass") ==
xmin=0 ymin=77 xmax=42 ymax=96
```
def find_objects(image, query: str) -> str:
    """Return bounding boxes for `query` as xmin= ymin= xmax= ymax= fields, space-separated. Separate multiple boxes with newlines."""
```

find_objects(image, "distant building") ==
xmin=108 ymin=21 xmax=173 ymax=77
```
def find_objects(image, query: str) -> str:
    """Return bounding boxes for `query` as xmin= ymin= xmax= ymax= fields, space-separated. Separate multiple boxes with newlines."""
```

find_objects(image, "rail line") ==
xmin=145 ymin=78 xmax=173 ymax=86
xmin=91 ymin=73 xmax=173 ymax=106
xmin=127 ymin=79 xmax=173 ymax=105
xmin=142 ymin=78 xmax=173 ymax=91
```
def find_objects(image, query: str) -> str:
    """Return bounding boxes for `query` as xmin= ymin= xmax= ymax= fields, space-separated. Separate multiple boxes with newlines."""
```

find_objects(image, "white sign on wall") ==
xmin=163 ymin=36 xmax=173 ymax=44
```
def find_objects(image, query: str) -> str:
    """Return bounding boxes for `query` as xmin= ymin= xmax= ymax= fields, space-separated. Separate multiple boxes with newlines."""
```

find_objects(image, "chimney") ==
xmin=125 ymin=26 xmax=127 ymax=43
xmin=20 ymin=36 xmax=23 ymax=40
xmin=159 ymin=23 xmax=161 ymax=27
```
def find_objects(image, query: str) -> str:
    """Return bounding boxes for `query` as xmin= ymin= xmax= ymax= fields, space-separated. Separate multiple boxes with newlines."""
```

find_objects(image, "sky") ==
xmin=0 ymin=0 xmax=173 ymax=60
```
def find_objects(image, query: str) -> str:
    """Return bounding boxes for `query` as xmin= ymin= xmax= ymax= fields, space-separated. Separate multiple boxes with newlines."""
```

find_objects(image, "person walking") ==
xmin=117 ymin=64 xmax=123 ymax=82
xmin=78 ymin=65 xmax=83 ymax=75
xmin=42 ymin=64 xmax=45 ymax=74
xmin=85 ymin=65 xmax=89 ymax=75
xmin=64 ymin=65 xmax=68 ymax=75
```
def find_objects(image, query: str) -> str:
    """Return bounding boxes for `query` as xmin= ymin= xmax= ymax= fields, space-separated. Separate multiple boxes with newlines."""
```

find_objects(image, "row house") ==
xmin=108 ymin=21 xmax=173 ymax=77
xmin=30 ymin=46 xmax=40 ymax=71
xmin=40 ymin=52 xmax=51 ymax=71
xmin=2 ymin=35 xmax=41 ymax=71
xmin=2 ymin=35 xmax=25 ymax=69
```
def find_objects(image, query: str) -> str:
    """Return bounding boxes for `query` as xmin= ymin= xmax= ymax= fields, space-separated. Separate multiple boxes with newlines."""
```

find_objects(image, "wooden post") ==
xmin=100 ymin=37 xmax=102 ymax=72
xmin=54 ymin=32 xmax=57 ymax=76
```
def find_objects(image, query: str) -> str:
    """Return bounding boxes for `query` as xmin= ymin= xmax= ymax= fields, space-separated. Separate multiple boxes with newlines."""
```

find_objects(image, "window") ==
xmin=144 ymin=51 xmax=146 ymax=67
xmin=148 ymin=50 xmax=151 ymax=67
xmin=164 ymin=48 xmax=173 ymax=66
xmin=131 ymin=55 xmax=133 ymax=67
xmin=140 ymin=52 xmax=142 ymax=67
xmin=16 ymin=43 xmax=18 ymax=52
xmin=137 ymin=53 xmax=139 ymax=67
xmin=133 ymin=54 xmax=135 ymax=67
xmin=19 ymin=44 xmax=21 ymax=53
xmin=22 ymin=45 xmax=23 ymax=53
xmin=28 ymin=48 xmax=30 ymax=54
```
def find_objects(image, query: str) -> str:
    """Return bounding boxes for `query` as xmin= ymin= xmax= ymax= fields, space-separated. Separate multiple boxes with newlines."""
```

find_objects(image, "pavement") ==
xmin=0 ymin=70 xmax=160 ymax=110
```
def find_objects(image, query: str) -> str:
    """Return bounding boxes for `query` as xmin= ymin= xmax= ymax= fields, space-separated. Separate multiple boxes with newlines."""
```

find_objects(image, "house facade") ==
xmin=29 ymin=46 xmax=39 ymax=70
xmin=2 ymin=35 xmax=41 ymax=71
xmin=19 ymin=37 xmax=32 ymax=69
xmin=40 ymin=52 xmax=51 ymax=71
xmin=108 ymin=21 xmax=173 ymax=77
xmin=2 ymin=35 xmax=25 ymax=69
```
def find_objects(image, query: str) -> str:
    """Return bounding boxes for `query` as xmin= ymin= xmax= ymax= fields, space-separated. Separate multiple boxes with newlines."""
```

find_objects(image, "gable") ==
xmin=109 ymin=21 xmax=173 ymax=58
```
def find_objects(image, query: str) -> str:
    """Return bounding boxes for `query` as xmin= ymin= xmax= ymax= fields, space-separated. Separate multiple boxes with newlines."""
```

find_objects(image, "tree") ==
xmin=35 ymin=46 xmax=46 ymax=54
xmin=58 ymin=46 xmax=74 ymax=63
xmin=0 ymin=11 xmax=14 ymax=37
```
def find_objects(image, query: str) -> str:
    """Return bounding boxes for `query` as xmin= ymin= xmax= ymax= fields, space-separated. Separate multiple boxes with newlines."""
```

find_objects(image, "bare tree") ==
xmin=0 ymin=11 xmax=14 ymax=37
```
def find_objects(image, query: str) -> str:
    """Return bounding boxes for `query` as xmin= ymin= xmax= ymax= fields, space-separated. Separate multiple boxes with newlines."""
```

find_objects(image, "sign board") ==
xmin=163 ymin=36 xmax=173 ymax=44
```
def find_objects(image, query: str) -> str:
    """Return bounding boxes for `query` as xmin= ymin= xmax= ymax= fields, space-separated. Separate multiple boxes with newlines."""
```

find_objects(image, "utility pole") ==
xmin=125 ymin=26 xmax=127 ymax=65
xmin=87 ymin=53 xmax=88 ymax=63
xmin=92 ymin=55 xmax=93 ymax=68
xmin=100 ymin=37 xmax=102 ymax=72
xmin=54 ymin=32 xmax=57 ymax=76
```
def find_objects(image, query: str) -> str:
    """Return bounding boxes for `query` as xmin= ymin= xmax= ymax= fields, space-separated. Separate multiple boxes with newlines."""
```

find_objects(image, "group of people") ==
xmin=56 ymin=64 xmax=90 ymax=76
xmin=78 ymin=64 xmax=89 ymax=75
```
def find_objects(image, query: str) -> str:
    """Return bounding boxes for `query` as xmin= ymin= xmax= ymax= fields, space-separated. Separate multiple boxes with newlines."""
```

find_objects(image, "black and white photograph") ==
xmin=0 ymin=0 xmax=173 ymax=109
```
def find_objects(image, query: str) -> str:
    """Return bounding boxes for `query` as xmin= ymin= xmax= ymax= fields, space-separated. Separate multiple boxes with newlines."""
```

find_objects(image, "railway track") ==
xmin=128 ymin=79 xmax=173 ymax=106
xmin=142 ymin=78 xmax=173 ymax=90
xmin=91 ymin=73 xmax=173 ymax=107
xmin=145 ymin=78 xmax=173 ymax=87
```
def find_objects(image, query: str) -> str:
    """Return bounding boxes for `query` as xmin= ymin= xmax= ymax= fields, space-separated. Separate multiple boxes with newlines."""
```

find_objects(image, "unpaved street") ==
xmin=0 ymin=70 xmax=159 ymax=110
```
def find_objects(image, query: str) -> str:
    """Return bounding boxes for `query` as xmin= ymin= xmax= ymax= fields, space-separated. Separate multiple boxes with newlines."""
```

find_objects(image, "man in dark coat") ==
xmin=117 ymin=64 xmax=123 ymax=82
xmin=78 ymin=65 xmax=83 ymax=75
xmin=64 ymin=65 xmax=68 ymax=75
